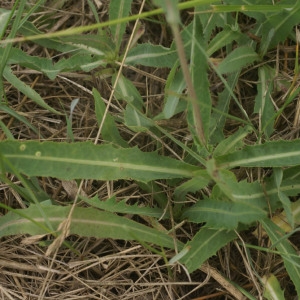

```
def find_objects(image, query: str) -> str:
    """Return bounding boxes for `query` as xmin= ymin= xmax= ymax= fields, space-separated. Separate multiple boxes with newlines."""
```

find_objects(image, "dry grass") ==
xmin=1 ymin=1 xmax=300 ymax=299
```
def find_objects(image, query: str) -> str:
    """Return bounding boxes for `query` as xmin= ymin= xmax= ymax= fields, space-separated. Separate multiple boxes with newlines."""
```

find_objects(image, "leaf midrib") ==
xmin=6 ymin=154 xmax=194 ymax=177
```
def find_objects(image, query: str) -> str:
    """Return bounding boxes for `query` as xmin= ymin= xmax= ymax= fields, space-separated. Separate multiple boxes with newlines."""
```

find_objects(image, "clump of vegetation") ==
xmin=0 ymin=0 xmax=300 ymax=299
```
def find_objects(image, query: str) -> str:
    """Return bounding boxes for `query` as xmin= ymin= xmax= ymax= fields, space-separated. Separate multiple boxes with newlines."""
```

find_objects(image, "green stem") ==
xmin=165 ymin=0 xmax=206 ymax=147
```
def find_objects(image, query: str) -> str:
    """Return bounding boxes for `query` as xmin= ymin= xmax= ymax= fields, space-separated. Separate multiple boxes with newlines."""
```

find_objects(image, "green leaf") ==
xmin=217 ymin=46 xmax=260 ymax=74
xmin=0 ymin=205 xmax=182 ymax=250
xmin=0 ymin=119 xmax=13 ymax=139
xmin=261 ymin=218 xmax=300 ymax=295
xmin=215 ymin=140 xmax=300 ymax=169
xmin=179 ymin=227 xmax=236 ymax=273
xmin=18 ymin=21 xmax=76 ymax=52
xmin=213 ymin=125 xmax=253 ymax=156
xmin=0 ymin=141 xmax=198 ymax=182
xmin=153 ymin=0 xmax=180 ymax=25
xmin=219 ymin=179 xmax=260 ymax=200
xmin=125 ymin=43 xmax=178 ymax=68
xmin=5 ymin=47 xmax=61 ymax=79
xmin=207 ymin=26 xmax=243 ymax=57
xmin=68 ymin=98 xmax=80 ymax=142
xmin=254 ymin=66 xmax=276 ymax=138
xmin=62 ymin=34 xmax=114 ymax=56
xmin=174 ymin=171 xmax=211 ymax=202
xmin=279 ymin=190 xmax=293 ymax=224
xmin=83 ymin=195 xmax=167 ymax=218
xmin=209 ymin=73 xmax=239 ymax=144
xmin=124 ymin=105 xmax=155 ymax=132
xmin=206 ymin=160 xmax=241 ymax=201
xmin=182 ymin=198 xmax=267 ymax=230
xmin=17 ymin=176 xmax=51 ymax=204
xmin=0 ymin=1 xmax=25 ymax=90
xmin=109 ymin=0 xmax=133 ymax=50
xmin=3 ymin=66 xmax=60 ymax=114
xmin=283 ymin=165 xmax=300 ymax=180
xmin=273 ymin=168 xmax=293 ymax=228
xmin=0 ymin=104 xmax=43 ymax=138
xmin=223 ymin=177 xmax=300 ymax=214
xmin=138 ymin=181 xmax=169 ymax=209
xmin=270 ymin=199 xmax=300 ymax=233
xmin=113 ymin=75 xmax=154 ymax=133
xmin=93 ymin=88 xmax=128 ymax=147
xmin=0 ymin=8 xmax=12 ymax=38
xmin=3 ymin=43 xmax=108 ymax=80
xmin=160 ymin=65 xmax=186 ymax=119
xmin=113 ymin=73 xmax=143 ymax=109
xmin=115 ymin=73 xmax=153 ymax=133
xmin=291 ymin=199 xmax=300 ymax=226
xmin=206 ymin=160 xmax=277 ymax=213
xmin=273 ymin=167 xmax=283 ymax=191
xmin=262 ymin=274 xmax=285 ymax=300
xmin=173 ymin=171 xmax=211 ymax=216
xmin=55 ymin=52 xmax=103 ymax=74
xmin=188 ymin=14 xmax=211 ymax=143
xmin=260 ymin=1 xmax=300 ymax=51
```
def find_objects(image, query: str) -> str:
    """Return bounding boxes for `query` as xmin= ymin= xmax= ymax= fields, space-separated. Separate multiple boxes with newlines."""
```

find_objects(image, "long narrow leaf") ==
xmin=0 ymin=104 xmax=43 ymax=138
xmin=0 ymin=141 xmax=198 ymax=182
xmin=215 ymin=140 xmax=300 ymax=168
xmin=18 ymin=21 xmax=77 ymax=52
xmin=83 ymin=195 xmax=167 ymax=218
xmin=207 ymin=26 xmax=243 ymax=57
xmin=182 ymin=198 xmax=266 ymax=230
xmin=0 ymin=8 xmax=12 ymax=38
xmin=261 ymin=0 xmax=300 ymax=50
xmin=254 ymin=66 xmax=275 ymax=137
xmin=3 ymin=66 xmax=60 ymax=114
xmin=4 ymin=46 xmax=103 ymax=79
xmin=113 ymin=73 xmax=143 ymax=109
xmin=262 ymin=274 xmax=285 ymax=300
xmin=109 ymin=0 xmax=133 ymax=50
xmin=0 ymin=205 xmax=182 ymax=250
xmin=93 ymin=88 xmax=128 ymax=147
xmin=217 ymin=46 xmax=260 ymax=74
xmin=261 ymin=218 xmax=300 ymax=295
xmin=213 ymin=125 xmax=252 ymax=156
xmin=125 ymin=43 xmax=178 ymax=67
xmin=179 ymin=227 xmax=236 ymax=273
xmin=161 ymin=66 xmax=186 ymax=119
xmin=209 ymin=73 xmax=239 ymax=143
xmin=188 ymin=13 xmax=211 ymax=143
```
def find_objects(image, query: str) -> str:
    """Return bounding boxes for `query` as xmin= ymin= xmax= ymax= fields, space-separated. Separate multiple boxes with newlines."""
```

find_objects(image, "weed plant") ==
xmin=0 ymin=0 xmax=300 ymax=299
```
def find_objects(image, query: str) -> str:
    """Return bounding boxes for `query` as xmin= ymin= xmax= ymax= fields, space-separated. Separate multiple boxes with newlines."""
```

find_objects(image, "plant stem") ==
xmin=165 ymin=0 xmax=206 ymax=147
